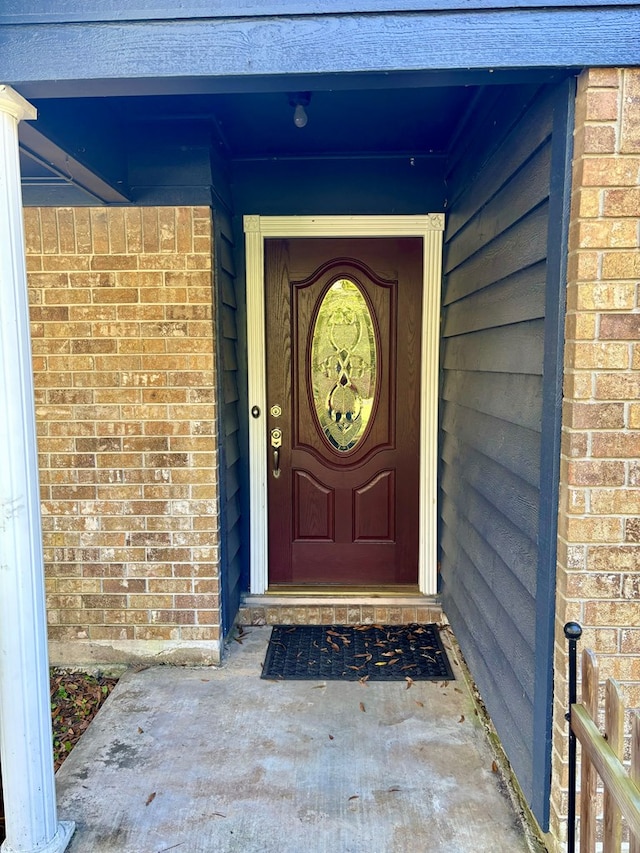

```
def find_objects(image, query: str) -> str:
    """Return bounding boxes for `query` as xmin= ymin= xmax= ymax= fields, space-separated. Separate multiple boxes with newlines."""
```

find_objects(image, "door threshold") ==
xmin=242 ymin=590 xmax=440 ymax=608
xmin=239 ymin=591 xmax=442 ymax=627
xmin=265 ymin=584 xmax=422 ymax=597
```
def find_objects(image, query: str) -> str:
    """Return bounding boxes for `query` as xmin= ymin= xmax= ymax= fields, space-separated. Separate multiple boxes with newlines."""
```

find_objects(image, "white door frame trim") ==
xmin=243 ymin=214 xmax=444 ymax=595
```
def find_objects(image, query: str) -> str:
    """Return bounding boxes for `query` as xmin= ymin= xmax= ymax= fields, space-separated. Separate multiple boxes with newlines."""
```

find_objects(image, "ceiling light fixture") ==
xmin=288 ymin=92 xmax=311 ymax=128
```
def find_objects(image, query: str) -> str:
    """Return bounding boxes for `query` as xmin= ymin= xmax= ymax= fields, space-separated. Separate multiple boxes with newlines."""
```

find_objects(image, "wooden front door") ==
xmin=265 ymin=237 xmax=422 ymax=586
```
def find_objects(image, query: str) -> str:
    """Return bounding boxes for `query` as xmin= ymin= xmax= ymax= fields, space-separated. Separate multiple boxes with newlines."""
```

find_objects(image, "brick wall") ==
xmin=25 ymin=206 xmax=222 ymax=665
xmin=550 ymin=68 xmax=640 ymax=849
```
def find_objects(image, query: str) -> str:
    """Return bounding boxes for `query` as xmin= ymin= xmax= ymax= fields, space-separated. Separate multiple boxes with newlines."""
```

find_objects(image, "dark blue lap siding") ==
xmin=440 ymin=80 xmax=572 ymax=829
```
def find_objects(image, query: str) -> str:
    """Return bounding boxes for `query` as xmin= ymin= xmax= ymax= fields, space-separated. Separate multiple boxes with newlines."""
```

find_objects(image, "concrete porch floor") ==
xmin=56 ymin=627 xmax=539 ymax=853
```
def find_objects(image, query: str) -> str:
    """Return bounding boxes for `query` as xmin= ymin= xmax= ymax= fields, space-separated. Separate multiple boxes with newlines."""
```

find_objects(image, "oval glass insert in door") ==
xmin=310 ymin=278 xmax=378 ymax=452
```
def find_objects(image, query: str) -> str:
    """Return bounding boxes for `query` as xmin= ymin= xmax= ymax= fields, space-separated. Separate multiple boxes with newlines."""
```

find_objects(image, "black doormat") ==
xmin=261 ymin=623 xmax=455 ymax=681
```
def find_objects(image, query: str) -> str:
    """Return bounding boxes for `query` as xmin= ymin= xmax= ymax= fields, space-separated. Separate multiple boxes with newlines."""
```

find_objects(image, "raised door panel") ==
xmin=354 ymin=470 xmax=395 ymax=541
xmin=293 ymin=470 xmax=335 ymax=541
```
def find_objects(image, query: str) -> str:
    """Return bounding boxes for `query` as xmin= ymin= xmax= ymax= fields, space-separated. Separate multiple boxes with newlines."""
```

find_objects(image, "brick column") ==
xmin=550 ymin=68 xmax=640 ymax=850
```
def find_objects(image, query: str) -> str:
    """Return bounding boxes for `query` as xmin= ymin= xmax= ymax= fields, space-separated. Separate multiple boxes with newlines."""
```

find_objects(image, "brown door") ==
xmin=265 ymin=237 xmax=422 ymax=586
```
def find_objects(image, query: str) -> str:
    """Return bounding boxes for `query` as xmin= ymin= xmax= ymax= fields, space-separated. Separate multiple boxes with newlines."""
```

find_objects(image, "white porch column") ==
xmin=0 ymin=86 xmax=74 ymax=853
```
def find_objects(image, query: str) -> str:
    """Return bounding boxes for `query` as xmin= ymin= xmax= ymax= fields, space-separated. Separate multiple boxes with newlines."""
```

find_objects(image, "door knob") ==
xmin=270 ymin=428 xmax=282 ymax=479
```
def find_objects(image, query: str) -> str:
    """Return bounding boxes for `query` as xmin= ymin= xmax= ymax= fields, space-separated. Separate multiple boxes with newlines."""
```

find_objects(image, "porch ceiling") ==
xmin=18 ymin=81 xmax=482 ymax=204
xmin=115 ymin=87 xmax=475 ymax=160
xmin=15 ymin=72 xmax=563 ymax=207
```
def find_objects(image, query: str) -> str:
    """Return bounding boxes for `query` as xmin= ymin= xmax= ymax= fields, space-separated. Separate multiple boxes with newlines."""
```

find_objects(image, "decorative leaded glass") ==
xmin=311 ymin=279 xmax=377 ymax=451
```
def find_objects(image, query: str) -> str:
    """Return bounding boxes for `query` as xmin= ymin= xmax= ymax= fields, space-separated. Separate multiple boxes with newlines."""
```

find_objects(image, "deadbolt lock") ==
xmin=270 ymin=404 xmax=282 ymax=418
